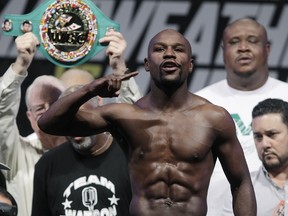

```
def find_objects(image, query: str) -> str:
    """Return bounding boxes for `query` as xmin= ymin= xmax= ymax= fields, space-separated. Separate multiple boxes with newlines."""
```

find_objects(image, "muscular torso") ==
xmin=111 ymin=96 xmax=221 ymax=216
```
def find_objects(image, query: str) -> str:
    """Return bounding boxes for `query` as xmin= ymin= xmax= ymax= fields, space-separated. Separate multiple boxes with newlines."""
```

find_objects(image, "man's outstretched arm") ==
xmin=38 ymin=72 xmax=138 ymax=137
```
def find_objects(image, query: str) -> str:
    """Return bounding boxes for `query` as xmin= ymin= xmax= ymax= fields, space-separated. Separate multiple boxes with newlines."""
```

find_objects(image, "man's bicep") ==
xmin=216 ymin=114 xmax=248 ymax=182
xmin=78 ymin=103 xmax=122 ymax=133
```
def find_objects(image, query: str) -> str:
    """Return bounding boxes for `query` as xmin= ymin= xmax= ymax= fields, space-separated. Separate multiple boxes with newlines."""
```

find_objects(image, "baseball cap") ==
xmin=0 ymin=203 xmax=17 ymax=216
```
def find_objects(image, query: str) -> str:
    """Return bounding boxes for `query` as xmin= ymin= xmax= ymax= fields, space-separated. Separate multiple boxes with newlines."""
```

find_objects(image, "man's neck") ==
xmin=149 ymin=82 xmax=190 ymax=111
xmin=268 ymin=168 xmax=288 ymax=189
xmin=227 ymin=73 xmax=269 ymax=91
xmin=90 ymin=133 xmax=113 ymax=156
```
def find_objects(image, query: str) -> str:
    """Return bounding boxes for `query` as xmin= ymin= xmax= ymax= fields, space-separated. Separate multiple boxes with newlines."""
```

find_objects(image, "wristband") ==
xmin=1 ymin=0 xmax=120 ymax=68
xmin=113 ymin=68 xmax=131 ymax=76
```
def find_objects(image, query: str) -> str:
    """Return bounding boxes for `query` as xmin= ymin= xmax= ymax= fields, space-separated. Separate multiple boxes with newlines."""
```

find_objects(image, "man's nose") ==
xmin=237 ymin=41 xmax=249 ymax=51
xmin=261 ymin=136 xmax=272 ymax=148
xmin=164 ymin=47 xmax=176 ymax=58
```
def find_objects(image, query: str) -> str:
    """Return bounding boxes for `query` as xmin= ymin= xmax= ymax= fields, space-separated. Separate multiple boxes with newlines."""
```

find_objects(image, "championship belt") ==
xmin=2 ymin=0 xmax=120 ymax=67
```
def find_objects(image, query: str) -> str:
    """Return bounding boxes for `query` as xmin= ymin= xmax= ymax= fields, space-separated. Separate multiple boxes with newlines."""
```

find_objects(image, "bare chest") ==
xmin=128 ymin=112 xmax=215 ymax=162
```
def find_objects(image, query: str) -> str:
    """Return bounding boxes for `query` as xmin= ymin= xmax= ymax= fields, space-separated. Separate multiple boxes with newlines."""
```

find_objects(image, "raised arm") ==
xmin=99 ymin=30 xmax=142 ymax=103
xmin=212 ymin=106 xmax=256 ymax=216
xmin=0 ymin=33 xmax=39 ymax=167
xmin=12 ymin=32 xmax=39 ymax=74
xmin=38 ymin=72 xmax=138 ymax=137
xmin=99 ymin=29 xmax=127 ymax=74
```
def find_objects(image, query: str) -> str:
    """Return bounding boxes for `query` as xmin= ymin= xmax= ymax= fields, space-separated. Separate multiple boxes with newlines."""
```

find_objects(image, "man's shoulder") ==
xmin=19 ymin=133 xmax=43 ymax=155
xmin=265 ymin=77 xmax=288 ymax=100
xmin=250 ymin=167 xmax=264 ymax=183
xmin=194 ymin=79 xmax=227 ymax=96
xmin=268 ymin=76 xmax=288 ymax=87
xmin=38 ymin=142 xmax=70 ymax=162
xmin=0 ymin=65 xmax=27 ymax=88
xmin=192 ymin=98 xmax=231 ymax=124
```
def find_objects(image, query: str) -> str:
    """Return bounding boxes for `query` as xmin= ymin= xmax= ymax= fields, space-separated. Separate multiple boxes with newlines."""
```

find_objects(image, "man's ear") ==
xmin=144 ymin=58 xmax=149 ymax=71
xmin=26 ymin=110 xmax=32 ymax=121
xmin=26 ymin=110 xmax=35 ymax=127
xmin=266 ymin=41 xmax=271 ymax=56
xmin=221 ymin=44 xmax=226 ymax=65
xmin=189 ymin=58 xmax=194 ymax=73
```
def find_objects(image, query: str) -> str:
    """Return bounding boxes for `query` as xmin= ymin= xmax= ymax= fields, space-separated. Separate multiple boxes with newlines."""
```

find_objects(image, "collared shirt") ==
xmin=222 ymin=166 xmax=288 ymax=216
xmin=252 ymin=167 xmax=288 ymax=216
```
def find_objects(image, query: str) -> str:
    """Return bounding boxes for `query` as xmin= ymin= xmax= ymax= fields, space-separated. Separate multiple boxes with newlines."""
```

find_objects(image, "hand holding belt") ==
xmin=2 ymin=0 xmax=120 ymax=67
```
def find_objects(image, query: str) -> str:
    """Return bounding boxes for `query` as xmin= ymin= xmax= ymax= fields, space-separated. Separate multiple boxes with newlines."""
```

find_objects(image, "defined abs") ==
xmin=144 ymin=162 xmax=193 ymax=202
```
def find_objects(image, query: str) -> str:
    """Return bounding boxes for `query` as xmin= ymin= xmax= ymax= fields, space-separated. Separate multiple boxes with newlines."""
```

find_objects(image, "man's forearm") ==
xmin=38 ymin=84 xmax=94 ymax=135
xmin=232 ymin=181 xmax=256 ymax=216
xmin=0 ymin=66 xmax=26 ymax=167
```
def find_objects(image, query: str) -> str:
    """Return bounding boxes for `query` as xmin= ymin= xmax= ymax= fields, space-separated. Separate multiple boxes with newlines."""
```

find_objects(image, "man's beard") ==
xmin=67 ymin=136 xmax=95 ymax=151
xmin=263 ymin=156 xmax=282 ymax=171
xmin=158 ymin=70 xmax=182 ymax=89
xmin=233 ymin=68 xmax=255 ymax=78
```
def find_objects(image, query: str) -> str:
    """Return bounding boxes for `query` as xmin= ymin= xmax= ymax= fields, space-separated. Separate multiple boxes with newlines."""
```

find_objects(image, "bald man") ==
xmin=39 ymin=29 xmax=256 ymax=216
xmin=59 ymin=69 xmax=94 ymax=88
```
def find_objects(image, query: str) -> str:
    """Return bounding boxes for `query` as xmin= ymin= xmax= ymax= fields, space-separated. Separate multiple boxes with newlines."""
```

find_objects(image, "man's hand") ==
xmin=88 ymin=71 xmax=138 ymax=98
xmin=12 ymin=32 xmax=39 ymax=75
xmin=98 ymin=29 xmax=127 ymax=75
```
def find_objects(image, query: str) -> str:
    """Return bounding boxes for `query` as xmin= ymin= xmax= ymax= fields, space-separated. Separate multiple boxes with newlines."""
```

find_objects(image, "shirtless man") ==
xmin=38 ymin=29 xmax=256 ymax=216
